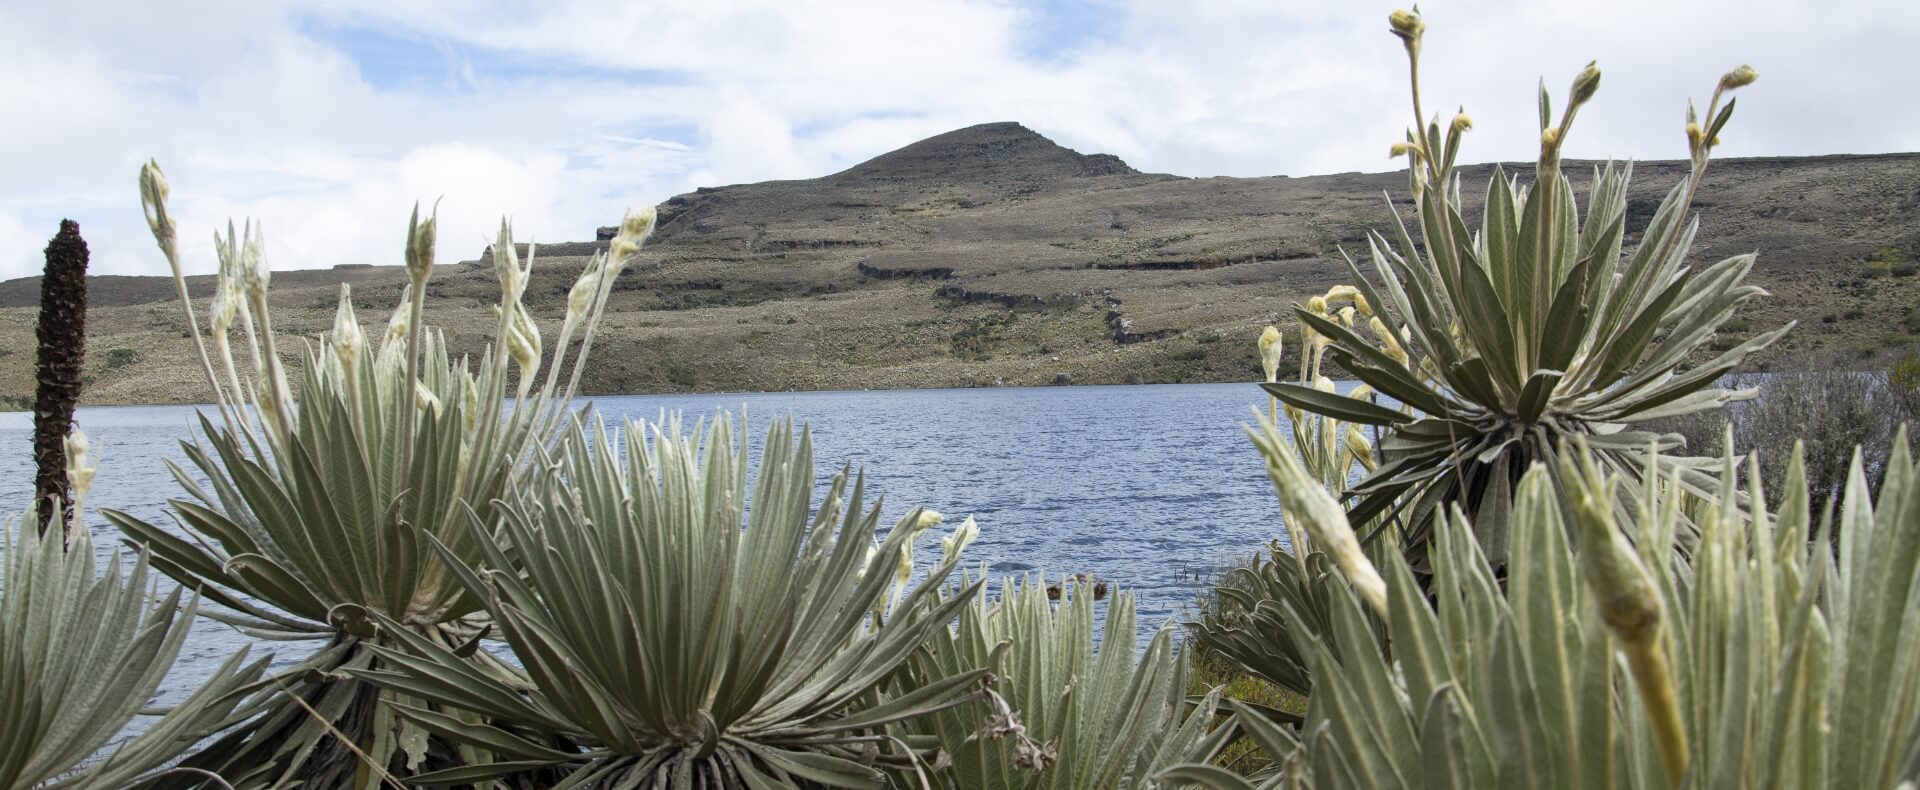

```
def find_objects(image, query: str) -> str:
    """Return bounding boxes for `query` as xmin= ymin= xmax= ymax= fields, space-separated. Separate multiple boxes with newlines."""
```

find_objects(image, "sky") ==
xmin=1 ymin=0 xmax=1913 ymax=280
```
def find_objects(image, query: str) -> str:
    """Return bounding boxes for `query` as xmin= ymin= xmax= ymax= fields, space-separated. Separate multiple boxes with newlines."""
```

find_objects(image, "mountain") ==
xmin=3 ymin=123 xmax=1918 ymax=405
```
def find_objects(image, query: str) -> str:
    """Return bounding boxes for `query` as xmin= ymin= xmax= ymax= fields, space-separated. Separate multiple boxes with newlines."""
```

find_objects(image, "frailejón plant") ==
xmin=1166 ymin=423 xmax=1920 ymax=789
xmin=1 ymin=440 xmax=266 ymax=790
xmin=354 ymin=414 xmax=992 ymax=788
xmin=897 ymin=576 xmax=1231 ymax=788
xmin=104 ymin=161 xmax=652 ymax=786
xmin=1264 ymin=8 xmax=1787 ymax=563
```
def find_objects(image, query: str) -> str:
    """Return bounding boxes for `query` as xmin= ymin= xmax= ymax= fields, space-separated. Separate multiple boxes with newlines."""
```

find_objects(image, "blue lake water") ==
xmin=0 ymin=383 xmax=1300 ymax=706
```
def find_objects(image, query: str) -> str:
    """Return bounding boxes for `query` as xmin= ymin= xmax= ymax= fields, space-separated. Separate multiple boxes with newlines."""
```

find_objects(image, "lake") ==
xmin=0 ymin=383 xmax=1301 ymax=706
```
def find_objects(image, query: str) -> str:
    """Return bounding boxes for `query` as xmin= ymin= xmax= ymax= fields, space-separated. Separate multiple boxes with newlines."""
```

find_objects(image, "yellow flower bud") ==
xmin=1258 ymin=325 xmax=1284 ymax=384
xmin=1719 ymin=64 xmax=1757 ymax=91
xmin=64 ymin=430 xmax=95 ymax=507
xmin=1686 ymin=121 xmax=1705 ymax=151
xmin=503 ymin=303 xmax=542 ymax=396
xmin=1353 ymin=292 xmax=1372 ymax=316
xmin=1388 ymin=141 xmax=1419 ymax=159
xmin=1254 ymin=417 xmax=1387 ymax=615
xmin=1338 ymin=306 xmax=1357 ymax=329
xmin=1450 ymin=110 xmax=1473 ymax=135
xmin=894 ymin=543 xmax=915 ymax=588
xmin=1387 ymin=8 xmax=1424 ymax=45
xmin=912 ymin=509 xmax=945 ymax=534
xmin=565 ymin=258 xmax=603 ymax=328
xmin=609 ymin=205 xmax=658 ymax=276
xmin=941 ymin=516 xmax=980 ymax=561
xmin=1306 ymin=295 xmax=1328 ymax=316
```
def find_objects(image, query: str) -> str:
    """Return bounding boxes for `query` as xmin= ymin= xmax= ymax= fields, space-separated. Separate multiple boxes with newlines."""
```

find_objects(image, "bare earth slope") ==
xmin=4 ymin=122 xmax=1918 ymax=405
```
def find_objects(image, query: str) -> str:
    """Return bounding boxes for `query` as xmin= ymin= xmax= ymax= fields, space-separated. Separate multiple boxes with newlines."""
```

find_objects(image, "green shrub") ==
xmin=1262 ymin=8 xmax=1778 ymax=566
xmin=1166 ymin=425 xmax=1920 ymax=789
xmin=101 ymin=347 xmax=141 ymax=370
xmin=1894 ymin=263 xmax=1919 ymax=277
xmin=355 ymin=415 xmax=989 ymax=787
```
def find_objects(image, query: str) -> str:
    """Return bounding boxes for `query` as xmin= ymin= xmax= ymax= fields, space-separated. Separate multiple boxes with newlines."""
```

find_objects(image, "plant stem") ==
xmin=1626 ymin=639 xmax=1689 ymax=786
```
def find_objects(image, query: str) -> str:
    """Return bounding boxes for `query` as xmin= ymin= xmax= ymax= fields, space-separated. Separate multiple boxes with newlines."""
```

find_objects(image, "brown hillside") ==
xmin=3 ymin=123 xmax=1917 ymax=406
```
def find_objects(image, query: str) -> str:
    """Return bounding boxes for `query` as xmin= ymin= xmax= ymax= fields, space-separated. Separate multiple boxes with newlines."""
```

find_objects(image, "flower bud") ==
xmin=1450 ymin=111 xmax=1473 ymax=135
xmin=1570 ymin=61 xmax=1602 ymax=106
xmin=1324 ymin=285 xmax=1358 ymax=304
xmin=240 ymin=221 xmax=271 ymax=297
xmin=384 ymin=285 xmax=413 ymax=350
xmin=1306 ymin=295 xmax=1328 ymax=316
xmin=1686 ymin=121 xmax=1705 ymax=152
xmin=506 ymin=303 xmax=542 ymax=391
xmin=941 ymin=516 xmax=980 ymax=561
xmin=1253 ymin=416 xmax=1387 ymax=615
xmin=1388 ymin=141 xmax=1419 ymax=159
xmin=491 ymin=219 xmax=532 ymax=303
xmin=138 ymin=160 xmax=175 ymax=246
xmin=1313 ymin=374 xmax=1336 ymax=395
xmin=912 ymin=509 xmax=944 ymax=534
xmin=1338 ymin=305 xmax=1357 ymax=329
xmin=414 ymin=380 xmax=443 ymax=417
xmin=1353 ymin=292 xmax=1373 ymax=316
xmin=332 ymin=284 xmax=366 ymax=374
xmin=894 ymin=543 xmax=915 ymax=588
xmin=1719 ymin=64 xmax=1757 ymax=91
xmin=1387 ymin=8 xmax=1424 ymax=46
xmin=564 ymin=258 xmax=603 ymax=328
xmin=608 ymin=206 xmax=658 ymax=276
xmin=1345 ymin=423 xmax=1376 ymax=469
xmin=1259 ymin=325 xmax=1284 ymax=383
xmin=406 ymin=204 xmax=437 ymax=285
xmin=1371 ymin=316 xmax=1407 ymax=362
xmin=64 ymin=430 xmax=95 ymax=504
xmin=1565 ymin=455 xmax=1663 ymax=647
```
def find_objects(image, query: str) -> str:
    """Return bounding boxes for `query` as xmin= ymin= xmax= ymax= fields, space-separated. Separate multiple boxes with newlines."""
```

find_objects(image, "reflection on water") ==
xmin=0 ymin=382 xmax=1302 ymax=705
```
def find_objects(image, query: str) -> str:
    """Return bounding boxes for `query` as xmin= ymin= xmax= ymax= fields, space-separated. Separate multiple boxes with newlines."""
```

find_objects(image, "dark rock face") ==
xmin=596 ymin=226 xmax=618 ymax=241
xmin=34 ymin=220 xmax=87 ymax=535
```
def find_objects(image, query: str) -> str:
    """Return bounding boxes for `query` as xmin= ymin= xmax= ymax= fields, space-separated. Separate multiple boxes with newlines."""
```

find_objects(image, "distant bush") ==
xmin=101 ymin=347 xmax=142 ymax=370
xmin=1655 ymin=370 xmax=1913 ymax=511
xmin=1896 ymin=263 xmax=1919 ymax=277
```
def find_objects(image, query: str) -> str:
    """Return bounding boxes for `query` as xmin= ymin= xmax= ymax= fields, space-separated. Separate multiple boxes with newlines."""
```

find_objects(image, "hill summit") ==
xmin=833 ymin=122 xmax=1142 ymax=183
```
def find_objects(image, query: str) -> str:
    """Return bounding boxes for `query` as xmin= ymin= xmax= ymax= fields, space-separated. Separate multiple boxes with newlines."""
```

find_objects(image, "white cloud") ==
xmin=0 ymin=0 xmax=1913 ymax=280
